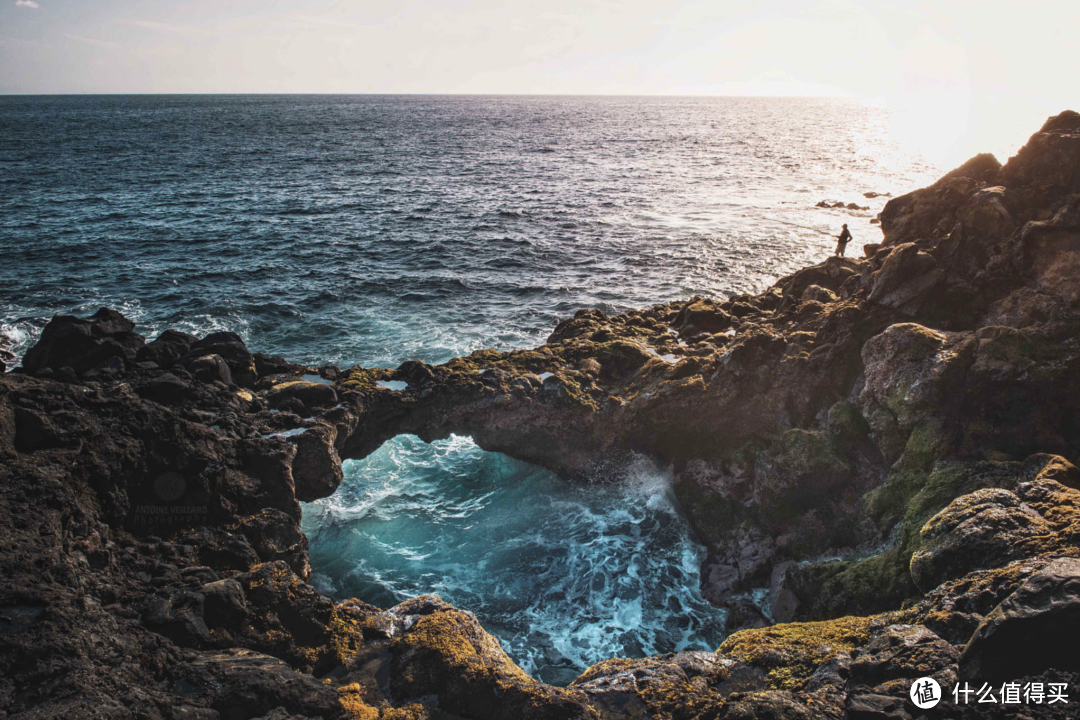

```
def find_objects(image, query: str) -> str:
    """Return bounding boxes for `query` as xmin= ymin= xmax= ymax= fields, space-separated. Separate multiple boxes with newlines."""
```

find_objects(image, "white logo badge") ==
xmin=910 ymin=677 xmax=942 ymax=709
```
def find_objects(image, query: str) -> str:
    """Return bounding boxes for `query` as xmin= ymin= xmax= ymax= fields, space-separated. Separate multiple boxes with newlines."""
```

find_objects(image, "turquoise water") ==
xmin=301 ymin=435 xmax=725 ymax=685
xmin=1 ymin=95 xmax=941 ymax=681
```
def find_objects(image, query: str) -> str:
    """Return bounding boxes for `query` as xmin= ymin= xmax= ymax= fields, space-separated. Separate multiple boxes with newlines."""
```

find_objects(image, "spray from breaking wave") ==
xmin=301 ymin=434 xmax=726 ymax=685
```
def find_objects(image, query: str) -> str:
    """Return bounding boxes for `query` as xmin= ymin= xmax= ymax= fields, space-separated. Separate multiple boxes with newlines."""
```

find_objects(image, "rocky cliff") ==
xmin=3 ymin=112 xmax=1080 ymax=719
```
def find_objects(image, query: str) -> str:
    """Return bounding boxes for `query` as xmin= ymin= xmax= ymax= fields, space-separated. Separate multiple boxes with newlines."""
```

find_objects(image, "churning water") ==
xmin=301 ymin=436 xmax=723 ymax=685
xmin=1 ymin=95 xmax=941 ymax=681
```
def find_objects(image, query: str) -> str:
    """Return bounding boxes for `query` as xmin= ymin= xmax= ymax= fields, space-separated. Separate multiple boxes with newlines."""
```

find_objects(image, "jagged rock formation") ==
xmin=3 ymin=111 xmax=1080 ymax=719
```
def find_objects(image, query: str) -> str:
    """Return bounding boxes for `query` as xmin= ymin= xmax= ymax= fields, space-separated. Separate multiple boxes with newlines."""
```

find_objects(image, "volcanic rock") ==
xmin=22 ymin=307 xmax=145 ymax=377
xmin=265 ymin=380 xmax=338 ymax=412
xmin=186 ymin=331 xmax=259 ymax=388
xmin=959 ymin=557 xmax=1080 ymax=682
xmin=137 ymin=328 xmax=197 ymax=368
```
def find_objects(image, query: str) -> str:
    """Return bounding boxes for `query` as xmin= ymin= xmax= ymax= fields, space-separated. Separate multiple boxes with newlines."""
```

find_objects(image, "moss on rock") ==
xmin=339 ymin=366 xmax=391 ymax=390
xmin=717 ymin=615 xmax=881 ymax=691
xmin=390 ymin=602 xmax=596 ymax=720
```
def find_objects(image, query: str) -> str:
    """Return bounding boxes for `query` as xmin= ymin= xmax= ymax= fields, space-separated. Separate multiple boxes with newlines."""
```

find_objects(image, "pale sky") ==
xmin=2 ymin=0 xmax=1077 ymax=164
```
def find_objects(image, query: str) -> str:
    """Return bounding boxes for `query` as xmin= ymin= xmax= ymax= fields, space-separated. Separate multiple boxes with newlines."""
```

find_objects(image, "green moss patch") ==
xmin=718 ymin=615 xmax=878 ymax=690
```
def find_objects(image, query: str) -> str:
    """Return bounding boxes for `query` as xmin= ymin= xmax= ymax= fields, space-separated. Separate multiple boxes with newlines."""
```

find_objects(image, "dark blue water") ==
xmin=1 ymin=95 xmax=938 ymax=365
xmin=0 ymin=95 xmax=939 ymax=682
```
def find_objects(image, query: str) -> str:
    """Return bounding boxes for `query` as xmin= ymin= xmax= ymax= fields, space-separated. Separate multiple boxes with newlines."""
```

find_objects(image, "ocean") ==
xmin=0 ymin=94 xmax=940 ymax=683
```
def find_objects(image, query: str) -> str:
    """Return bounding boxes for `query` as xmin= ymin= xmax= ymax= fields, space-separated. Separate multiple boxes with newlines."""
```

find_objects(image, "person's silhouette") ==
xmin=835 ymin=224 xmax=852 ymax=257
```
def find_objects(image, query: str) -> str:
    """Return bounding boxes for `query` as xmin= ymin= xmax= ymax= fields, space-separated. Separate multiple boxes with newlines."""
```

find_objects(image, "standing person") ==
xmin=835 ymin=224 xmax=852 ymax=257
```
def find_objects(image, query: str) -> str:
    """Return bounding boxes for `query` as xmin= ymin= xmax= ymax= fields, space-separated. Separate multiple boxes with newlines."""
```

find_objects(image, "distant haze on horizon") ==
xmin=2 ymin=0 xmax=1077 ymax=166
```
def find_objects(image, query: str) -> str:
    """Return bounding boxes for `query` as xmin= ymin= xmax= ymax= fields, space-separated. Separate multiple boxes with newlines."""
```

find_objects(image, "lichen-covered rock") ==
xmin=858 ymin=322 xmax=962 ymax=462
xmin=389 ymin=596 xmax=597 ymax=720
xmin=572 ymin=652 xmax=733 ymax=720
xmin=859 ymin=320 xmax=1080 ymax=466
xmin=717 ymin=615 xmax=878 ymax=692
xmin=909 ymin=488 xmax=1054 ymax=592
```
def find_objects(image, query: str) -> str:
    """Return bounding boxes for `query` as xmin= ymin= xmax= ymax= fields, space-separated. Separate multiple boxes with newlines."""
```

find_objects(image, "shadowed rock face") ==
xmin=3 ymin=111 xmax=1080 ymax=719
xmin=959 ymin=557 xmax=1080 ymax=682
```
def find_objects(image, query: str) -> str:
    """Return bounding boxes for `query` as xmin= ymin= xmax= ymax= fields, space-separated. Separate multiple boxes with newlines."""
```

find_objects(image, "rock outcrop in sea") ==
xmin=3 ymin=111 xmax=1080 ymax=719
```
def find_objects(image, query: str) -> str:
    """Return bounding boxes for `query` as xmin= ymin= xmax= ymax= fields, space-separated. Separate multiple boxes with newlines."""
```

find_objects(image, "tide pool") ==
xmin=301 ymin=434 xmax=727 ymax=685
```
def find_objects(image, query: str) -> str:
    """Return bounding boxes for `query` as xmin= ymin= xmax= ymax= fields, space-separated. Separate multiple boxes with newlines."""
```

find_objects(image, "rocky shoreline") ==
xmin=3 ymin=111 xmax=1080 ymax=719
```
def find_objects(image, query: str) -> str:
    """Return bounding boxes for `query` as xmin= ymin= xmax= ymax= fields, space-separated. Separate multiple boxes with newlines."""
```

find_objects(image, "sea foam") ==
xmin=302 ymin=434 xmax=728 ymax=685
